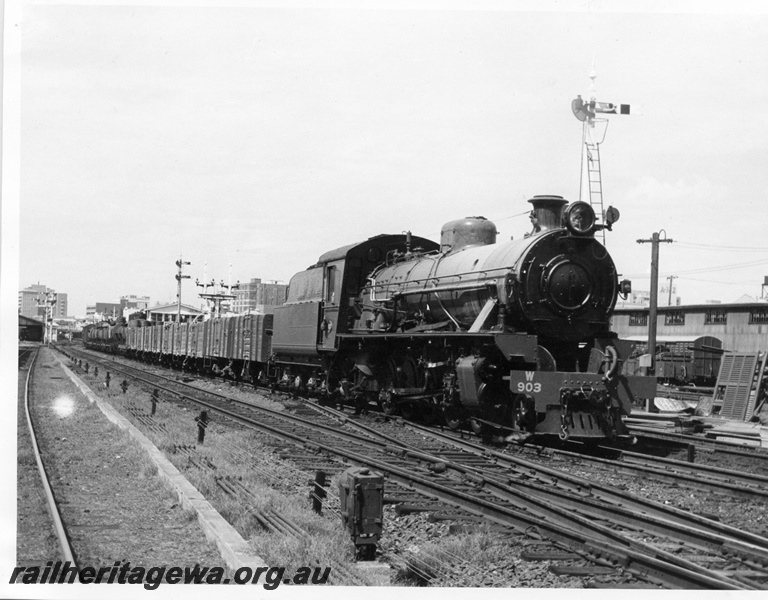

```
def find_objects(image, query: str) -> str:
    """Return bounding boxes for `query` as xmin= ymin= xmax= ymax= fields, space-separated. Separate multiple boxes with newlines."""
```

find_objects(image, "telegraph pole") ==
xmin=637 ymin=232 xmax=674 ymax=375
xmin=666 ymin=275 xmax=678 ymax=306
xmin=175 ymin=256 xmax=191 ymax=323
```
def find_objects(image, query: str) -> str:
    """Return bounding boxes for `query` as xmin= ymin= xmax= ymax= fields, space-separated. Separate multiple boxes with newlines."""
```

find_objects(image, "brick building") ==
xmin=231 ymin=278 xmax=288 ymax=314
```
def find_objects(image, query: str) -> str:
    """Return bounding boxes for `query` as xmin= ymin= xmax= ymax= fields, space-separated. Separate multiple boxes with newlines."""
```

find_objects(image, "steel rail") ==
xmin=23 ymin=347 xmax=77 ymax=566
xmin=602 ymin=444 xmax=768 ymax=486
xmin=306 ymin=403 xmax=768 ymax=571
xmin=629 ymin=426 xmax=767 ymax=452
xmin=66 ymin=352 xmax=401 ymax=451
xmin=108 ymin=375 xmax=750 ymax=586
xmin=173 ymin=393 xmax=746 ymax=589
xmin=306 ymin=439 xmax=746 ymax=589
xmin=586 ymin=449 xmax=768 ymax=499
xmin=708 ymin=445 xmax=768 ymax=462
xmin=340 ymin=413 xmax=768 ymax=555
xmin=476 ymin=474 xmax=768 ymax=570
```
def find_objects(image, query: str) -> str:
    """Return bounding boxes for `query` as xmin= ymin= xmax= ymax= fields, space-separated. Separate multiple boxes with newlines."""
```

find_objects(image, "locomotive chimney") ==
xmin=528 ymin=195 xmax=568 ymax=234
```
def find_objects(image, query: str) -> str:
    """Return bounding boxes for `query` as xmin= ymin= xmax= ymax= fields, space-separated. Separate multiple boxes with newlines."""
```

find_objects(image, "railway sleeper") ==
xmin=548 ymin=565 xmax=617 ymax=576
xmin=394 ymin=503 xmax=446 ymax=515
xmin=447 ymin=523 xmax=513 ymax=536
xmin=521 ymin=550 xmax=582 ymax=561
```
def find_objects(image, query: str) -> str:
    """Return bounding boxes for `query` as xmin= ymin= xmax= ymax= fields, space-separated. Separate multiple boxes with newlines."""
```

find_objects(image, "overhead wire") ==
xmin=491 ymin=210 xmax=530 ymax=222
xmin=623 ymin=257 xmax=768 ymax=279
xmin=675 ymin=276 xmax=763 ymax=286
xmin=673 ymin=241 xmax=768 ymax=252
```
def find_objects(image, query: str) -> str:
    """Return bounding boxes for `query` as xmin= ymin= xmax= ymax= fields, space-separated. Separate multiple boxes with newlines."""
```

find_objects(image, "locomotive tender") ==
xmin=85 ymin=195 xmax=655 ymax=441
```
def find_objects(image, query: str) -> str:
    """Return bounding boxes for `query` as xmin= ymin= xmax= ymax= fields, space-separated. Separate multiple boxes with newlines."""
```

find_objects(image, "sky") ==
xmin=5 ymin=0 xmax=768 ymax=320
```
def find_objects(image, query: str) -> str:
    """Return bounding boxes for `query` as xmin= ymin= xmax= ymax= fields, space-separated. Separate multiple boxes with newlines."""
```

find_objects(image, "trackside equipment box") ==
xmin=338 ymin=467 xmax=383 ymax=558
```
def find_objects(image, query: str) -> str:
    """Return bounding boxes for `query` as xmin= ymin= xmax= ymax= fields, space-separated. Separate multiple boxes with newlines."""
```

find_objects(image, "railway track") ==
xmin=469 ymin=437 xmax=768 ymax=500
xmin=318 ymin=409 xmax=768 ymax=584
xmin=19 ymin=345 xmax=35 ymax=369
xmin=582 ymin=446 xmax=768 ymax=499
xmin=21 ymin=346 xmax=78 ymax=567
xmin=62 ymin=346 xmax=768 ymax=589
xmin=629 ymin=426 xmax=767 ymax=453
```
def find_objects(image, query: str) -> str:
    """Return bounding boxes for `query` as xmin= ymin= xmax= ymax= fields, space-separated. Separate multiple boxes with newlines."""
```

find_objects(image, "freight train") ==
xmin=84 ymin=196 xmax=656 ymax=441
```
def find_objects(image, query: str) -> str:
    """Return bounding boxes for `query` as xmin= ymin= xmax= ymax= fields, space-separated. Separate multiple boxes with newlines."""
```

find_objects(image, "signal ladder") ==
xmin=580 ymin=119 xmax=609 ymax=244
xmin=572 ymin=85 xmax=632 ymax=246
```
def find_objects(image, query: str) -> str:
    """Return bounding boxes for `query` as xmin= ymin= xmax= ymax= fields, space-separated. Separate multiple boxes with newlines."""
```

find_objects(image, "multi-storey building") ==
xmin=231 ymin=278 xmax=288 ymax=314
xmin=18 ymin=283 xmax=68 ymax=319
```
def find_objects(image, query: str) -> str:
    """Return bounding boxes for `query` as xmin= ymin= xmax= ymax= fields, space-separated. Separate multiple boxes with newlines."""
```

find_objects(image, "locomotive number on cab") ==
xmin=515 ymin=372 xmax=542 ymax=393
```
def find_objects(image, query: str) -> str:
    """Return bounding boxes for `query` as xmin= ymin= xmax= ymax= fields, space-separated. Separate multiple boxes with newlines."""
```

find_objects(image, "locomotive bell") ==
xmin=528 ymin=195 xmax=568 ymax=234
xmin=440 ymin=216 xmax=497 ymax=254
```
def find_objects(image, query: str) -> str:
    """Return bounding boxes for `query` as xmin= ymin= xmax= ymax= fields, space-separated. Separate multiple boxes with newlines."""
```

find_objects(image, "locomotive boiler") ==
xmin=271 ymin=195 xmax=656 ymax=441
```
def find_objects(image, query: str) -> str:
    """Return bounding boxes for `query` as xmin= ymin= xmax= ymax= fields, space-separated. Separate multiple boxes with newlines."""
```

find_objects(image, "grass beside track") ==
xmin=90 ymin=376 xmax=371 ymax=584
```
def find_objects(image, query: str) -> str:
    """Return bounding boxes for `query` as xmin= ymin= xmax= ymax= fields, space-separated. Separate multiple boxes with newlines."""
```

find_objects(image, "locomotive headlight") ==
xmin=563 ymin=202 xmax=596 ymax=236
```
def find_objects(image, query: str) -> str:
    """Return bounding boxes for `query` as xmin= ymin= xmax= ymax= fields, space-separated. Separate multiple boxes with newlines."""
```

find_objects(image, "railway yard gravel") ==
xmin=549 ymin=452 xmax=768 ymax=538
xmin=16 ymin=346 xmax=226 ymax=573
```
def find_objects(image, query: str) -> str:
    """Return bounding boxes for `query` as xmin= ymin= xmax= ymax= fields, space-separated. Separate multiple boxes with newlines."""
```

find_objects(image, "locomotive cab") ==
xmin=270 ymin=233 xmax=440 ymax=384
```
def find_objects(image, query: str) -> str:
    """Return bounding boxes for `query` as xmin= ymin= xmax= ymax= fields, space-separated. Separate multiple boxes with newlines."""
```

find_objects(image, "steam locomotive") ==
xmin=85 ymin=195 xmax=655 ymax=441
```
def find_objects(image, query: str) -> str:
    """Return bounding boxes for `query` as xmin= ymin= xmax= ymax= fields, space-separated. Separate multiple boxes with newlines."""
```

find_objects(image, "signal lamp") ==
xmin=605 ymin=206 xmax=620 ymax=229
xmin=619 ymin=279 xmax=632 ymax=299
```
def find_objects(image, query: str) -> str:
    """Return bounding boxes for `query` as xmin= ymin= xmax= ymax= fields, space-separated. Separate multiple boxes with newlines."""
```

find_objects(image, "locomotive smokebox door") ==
xmin=338 ymin=467 xmax=384 ymax=560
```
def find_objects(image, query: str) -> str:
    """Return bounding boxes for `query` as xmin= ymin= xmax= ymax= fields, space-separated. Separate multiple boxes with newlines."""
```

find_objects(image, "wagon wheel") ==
xmin=469 ymin=417 xmax=483 ymax=435
xmin=380 ymin=394 xmax=398 ymax=416
xmin=442 ymin=405 xmax=463 ymax=430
